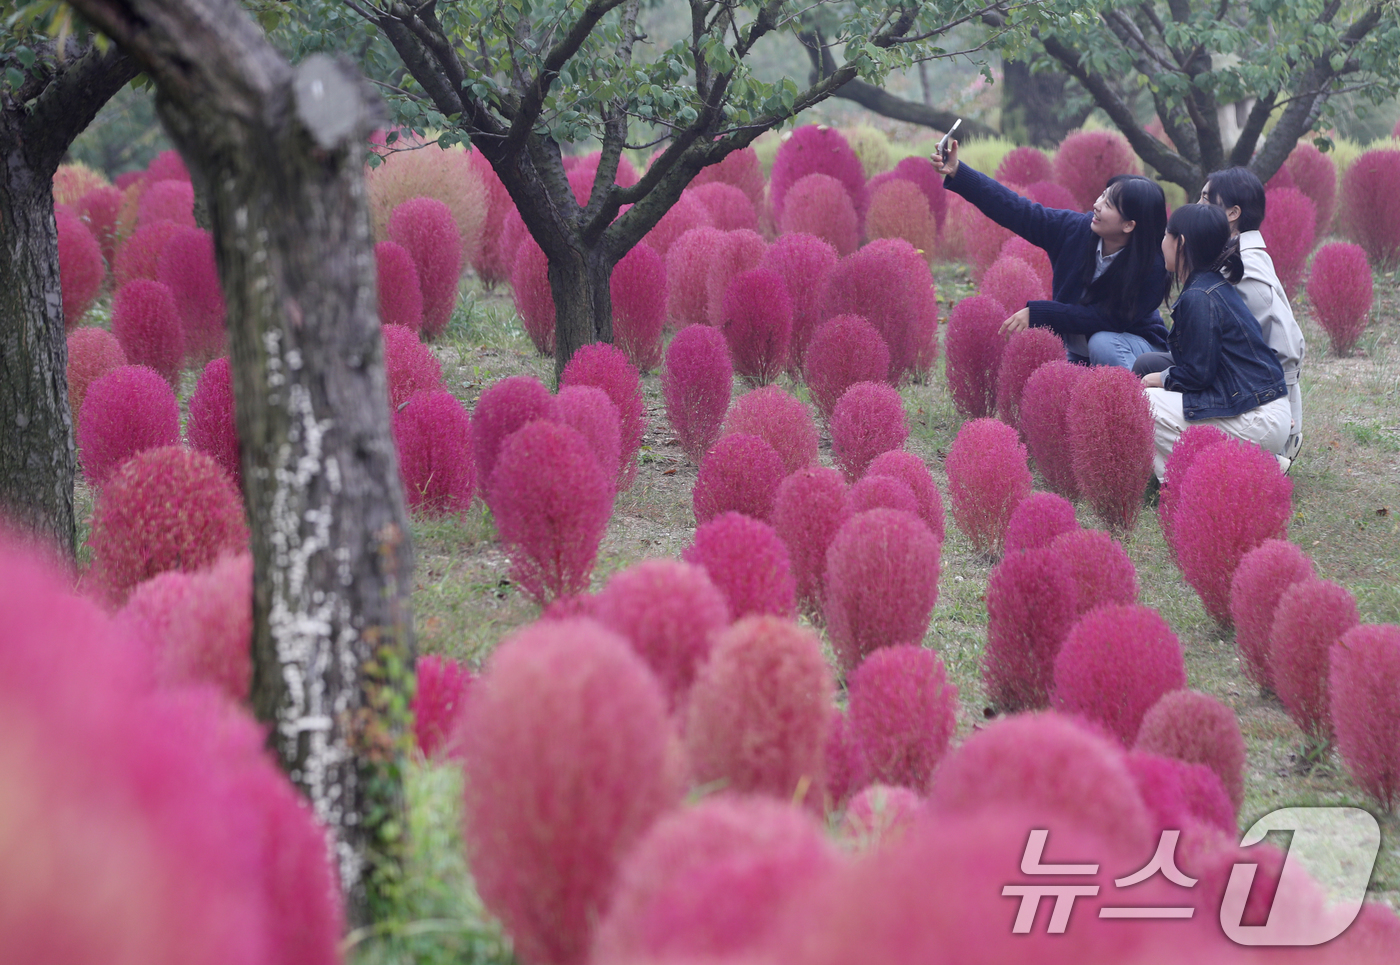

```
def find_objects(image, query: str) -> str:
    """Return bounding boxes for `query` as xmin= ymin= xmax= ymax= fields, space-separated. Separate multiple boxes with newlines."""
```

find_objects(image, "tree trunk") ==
xmin=549 ymin=247 xmax=615 ymax=381
xmin=1001 ymin=60 xmax=1091 ymax=148
xmin=65 ymin=0 xmax=414 ymax=928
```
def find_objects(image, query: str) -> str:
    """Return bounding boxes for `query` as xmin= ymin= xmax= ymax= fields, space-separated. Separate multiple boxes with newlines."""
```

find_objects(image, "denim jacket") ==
xmin=1162 ymin=270 xmax=1287 ymax=421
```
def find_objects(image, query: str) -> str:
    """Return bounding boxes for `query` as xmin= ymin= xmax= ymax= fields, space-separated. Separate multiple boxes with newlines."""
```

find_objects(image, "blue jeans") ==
xmin=1063 ymin=331 xmax=1155 ymax=369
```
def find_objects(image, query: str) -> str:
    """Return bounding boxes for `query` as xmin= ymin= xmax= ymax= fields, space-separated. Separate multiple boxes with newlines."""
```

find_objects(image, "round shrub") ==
xmin=823 ymin=238 xmax=938 ymax=382
xmin=662 ymin=322 xmax=732 ymax=463
xmin=829 ymin=381 xmax=908 ymax=481
xmin=56 ymin=208 xmax=104 ymax=328
xmin=66 ymin=326 xmax=128 ymax=425
xmin=467 ymin=149 xmax=515 ymax=286
xmin=593 ymin=559 xmax=730 ymax=712
xmin=758 ymin=232 xmax=838 ymax=370
xmin=889 ymin=155 xmax=948 ymax=227
xmin=644 ymin=190 xmax=714 ymax=256
xmin=693 ymin=432 xmax=786 ymax=524
xmin=685 ymin=615 xmax=833 ymax=801
xmin=945 ymin=417 xmax=1032 ymax=556
xmin=1157 ymin=423 xmax=1230 ymax=548
xmin=770 ymin=125 xmax=868 ymax=223
xmin=688 ymin=180 xmax=758 ymax=232
xmin=997 ymin=326 xmax=1064 ymax=430
xmin=77 ymin=364 xmax=181 ymax=488
xmin=561 ymin=342 xmax=646 ymax=490
xmin=995 ymin=146 xmax=1054 ymax=187
xmin=683 ymin=512 xmax=796 ymax=620
xmin=394 ymin=389 xmax=477 ymax=517
xmin=689 ymin=145 xmax=767 ymax=208
xmin=366 ymin=139 xmax=487 ymax=254
xmin=1004 ymin=491 xmax=1078 ymax=554
xmin=983 ymin=547 xmax=1079 ymax=712
xmin=458 ymin=618 xmax=681 ymax=965
xmin=137 ymin=178 xmax=196 ymax=227
xmin=845 ymin=474 xmax=917 ymax=516
xmin=1019 ymin=359 xmax=1086 ymax=500
xmin=771 ymin=466 xmax=850 ymax=614
xmin=381 ymin=321 xmax=446 ymax=412
xmin=1338 ymin=148 xmax=1400 ymax=269
xmin=375 ymin=239 xmax=424 ymax=330
xmin=144 ymin=148 xmax=191 ymax=184
xmin=865 ymin=449 xmax=944 ymax=544
xmin=824 ymin=509 xmax=941 ymax=674
xmin=1330 ymin=624 xmax=1400 ymax=811
xmin=824 ymin=709 xmax=865 ymax=807
xmin=1280 ymin=141 xmax=1337 ymax=233
xmin=1067 ymin=364 xmax=1155 ymax=532
xmin=412 ymin=653 xmax=474 ymax=760
xmin=1270 ymin=578 xmax=1359 ymax=743
xmin=721 ymin=385 xmax=818 ymax=474
xmin=113 ymin=219 xmax=181 ymax=288
xmin=665 ymin=226 xmax=728 ymax=328
xmin=611 ymin=241 xmax=667 ymax=372
xmin=88 ymin=445 xmax=249 ymax=605
xmin=1307 ymin=242 xmax=1373 ymax=355
xmin=54 ymin=161 xmax=108 ymax=205
xmin=473 ymin=374 xmax=554 ymax=502
xmin=77 ymin=184 xmax=123 ymax=266
xmin=961 ymin=204 xmax=1016 ymax=281
xmin=778 ymin=173 xmax=860 ymax=256
xmin=387 ymin=196 xmax=463 ymax=338
xmin=1229 ymin=538 xmax=1314 ymax=690
xmin=187 ymin=356 xmax=241 ymax=489
xmin=550 ymin=385 xmax=621 ymax=492
xmin=848 ymin=644 xmax=957 ymax=793
xmin=489 ymin=421 xmax=613 ymax=605
xmin=1126 ymin=751 xmax=1236 ymax=837
xmin=722 ymin=267 xmax=792 ymax=385
xmin=1050 ymin=527 xmax=1138 ymax=615
xmin=981 ymin=255 xmax=1045 ymax=314
xmin=1053 ymin=129 xmax=1140 ymax=211
xmin=511 ymin=235 xmax=556 ymax=356
xmin=156 ymin=226 xmax=227 ymax=363
xmin=944 ymin=294 xmax=1008 ymax=419
xmin=803 ymin=315 xmax=891 ymax=422
xmin=1259 ymin=187 xmax=1316 ymax=297
xmin=839 ymin=784 xmax=923 ymax=849
xmin=864 ymin=178 xmax=936 ymax=257
xmin=111 ymin=279 xmax=186 ymax=385
xmin=1001 ymin=235 xmax=1055 ymax=294
xmin=1136 ymin=689 xmax=1247 ymax=813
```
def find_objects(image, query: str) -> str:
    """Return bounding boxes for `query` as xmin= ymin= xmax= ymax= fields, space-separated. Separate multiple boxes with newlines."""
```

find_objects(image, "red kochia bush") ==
xmin=803 ymin=315 xmax=891 ymax=422
xmin=984 ymin=547 xmax=1078 ymax=712
xmin=644 ymin=190 xmax=715 ymax=257
xmin=688 ymin=181 xmax=758 ymax=232
xmin=467 ymin=149 xmax=515 ymax=286
xmin=1339 ymin=148 xmax=1400 ymax=269
xmin=1157 ymin=423 xmax=1230 ymax=547
xmin=1001 ymin=235 xmax=1055 ymax=293
xmin=778 ymin=173 xmax=861 ymax=256
xmin=840 ymin=784 xmax=923 ymax=848
xmin=388 ymin=197 xmax=463 ymax=338
xmin=57 ymin=208 xmax=104 ymax=327
xmin=847 ymin=645 xmax=958 ymax=793
xmin=829 ymin=381 xmax=908 ymax=481
xmin=458 ymin=618 xmax=680 ymax=965
xmin=138 ymin=178 xmax=196 ymax=227
xmin=692 ymin=432 xmax=785 ymax=525
xmin=511 ymin=236 xmax=555 ymax=356
xmin=889 ymin=155 xmax=948 ymax=228
xmin=1278 ymin=141 xmax=1338 ymax=233
xmin=1068 ymin=364 xmax=1155 ymax=531
xmin=550 ymin=385 xmax=621 ymax=490
xmin=823 ymin=509 xmax=941 ymax=674
xmin=996 ymin=146 xmax=1054 ymax=188
xmin=1052 ymin=604 xmax=1187 ymax=745
xmin=772 ymin=466 xmax=850 ymax=613
xmin=997 ymin=326 xmax=1064 ymax=430
xmin=412 ymin=653 xmax=474 ymax=759
xmin=824 ymin=709 xmax=865 ymax=806
xmin=1019 ymin=359 xmax=1087 ymax=500
xmin=845 ymin=474 xmax=917 ymax=516
xmin=1172 ymin=437 xmax=1292 ymax=625
xmin=1003 ymin=491 xmax=1078 ymax=554
xmin=78 ymin=364 xmax=180 ymax=488
xmin=722 ymin=267 xmax=792 ymax=384
xmin=865 ymin=449 xmax=944 ymax=543
xmin=770 ymin=124 xmax=868 ymax=223
xmin=1307 ymin=242 xmax=1373 ymax=354
xmin=665 ymin=226 xmax=727 ymax=328
xmin=864 ymin=178 xmax=937 ymax=257
xmin=961 ymin=204 xmax=1016 ymax=281
xmin=683 ymin=512 xmax=796 ymax=620
xmin=88 ymin=445 xmax=249 ymax=604
xmin=688 ymin=145 xmax=767 ymax=208
xmin=561 ymin=342 xmax=646 ymax=489
xmin=157 ymin=226 xmax=227 ymax=362
xmin=394 ymin=389 xmax=477 ymax=517
xmin=981 ymin=255 xmax=1046 ymax=312
xmin=1259 ymin=187 xmax=1316 ymax=296
xmin=113 ymin=219 xmax=181 ymax=288
xmin=1136 ymin=689 xmax=1247 ymax=813
xmin=1330 ymin=624 xmax=1400 ymax=810
xmin=662 ymin=323 xmax=732 ymax=463
xmin=66 ymin=326 xmax=128 ymax=423
xmin=824 ymin=238 xmax=938 ymax=381
xmin=1050 ymin=527 xmax=1138 ymax=615
xmin=945 ymin=417 xmax=1032 ymax=556
xmin=611 ymin=242 xmax=668 ymax=372
xmin=593 ymin=559 xmax=731 ymax=712
xmin=489 ymin=421 xmax=613 ymax=605
xmin=381 ymin=322 xmax=446 ymax=411
xmin=758 ymin=232 xmax=838 ymax=370
xmin=722 ymin=385 xmax=818 ymax=474
xmin=1053 ymin=129 xmax=1140 ymax=211
xmin=187 ymin=356 xmax=241 ymax=488
xmin=375 ymin=239 xmax=424 ymax=330
xmin=1229 ymin=538 xmax=1315 ymax=690
xmin=1270 ymin=578 xmax=1359 ymax=742
xmin=77 ymin=184 xmax=123 ymax=266
xmin=1126 ymin=751 xmax=1236 ymax=837
xmin=685 ymin=615 xmax=833 ymax=802
xmin=111 ymin=279 xmax=186 ymax=385
xmin=944 ymin=295 xmax=1007 ymax=419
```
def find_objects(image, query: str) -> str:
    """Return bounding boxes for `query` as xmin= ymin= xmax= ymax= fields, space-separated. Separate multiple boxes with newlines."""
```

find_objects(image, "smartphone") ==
xmin=935 ymin=119 xmax=962 ymax=161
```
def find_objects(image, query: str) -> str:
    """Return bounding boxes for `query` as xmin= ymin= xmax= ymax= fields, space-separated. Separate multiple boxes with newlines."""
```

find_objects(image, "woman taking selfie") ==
xmin=932 ymin=138 xmax=1169 ymax=369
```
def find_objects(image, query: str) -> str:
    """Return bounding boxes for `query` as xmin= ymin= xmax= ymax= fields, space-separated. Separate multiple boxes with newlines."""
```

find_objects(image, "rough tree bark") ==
xmin=0 ymin=42 xmax=136 ymax=557
xmin=1000 ymin=59 xmax=1092 ymax=148
xmin=66 ymin=0 xmax=415 ymax=926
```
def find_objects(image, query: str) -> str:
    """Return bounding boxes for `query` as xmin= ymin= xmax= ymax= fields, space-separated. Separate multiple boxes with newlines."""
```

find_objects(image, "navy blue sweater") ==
xmin=944 ymin=163 xmax=1169 ymax=349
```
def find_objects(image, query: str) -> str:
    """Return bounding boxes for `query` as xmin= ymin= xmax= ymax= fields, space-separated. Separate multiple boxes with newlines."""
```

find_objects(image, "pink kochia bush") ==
xmin=1259 ymin=187 xmax=1316 ymax=296
xmin=692 ymin=433 xmax=786 ymax=524
xmin=995 ymin=146 xmax=1054 ymax=188
xmin=387 ymin=197 xmax=464 ymax=338
xmin=468 ymin=149 xmax=515 ymax=285
xmin=689 ymin=145 xmax=766 ymax=209
xmin=1136 ymin=689 xmax=1248 ymax=813
xmin=771 ymin=466 xmax=850 ymax=613
xmin=1307 ymin=242 xmax=1373 ymax=354
xmin=157 ymin=226 xmax=227 ymax=362
xmin=997 ymin=326 xmax=1064 ymax=430
xmin=77 ymin=364 xmax=180 ymax=488
xmin=662 ymin=323 xmax=732 ymax=463
xmin=824 ymin=238 xmax=938 ymax=381
xmin=1228 ymin=538 xmax=1315 ymax=690
xmin=684 ymin=616 xmax=833 ymax=802
xmin=394 ymin=389 xmax=477 ymax=517
xmin=412 ymin=654 xmax=474 ymax=759
xmin=550 ymin=385 xmax=621 ymax=492
xmin=1339 ymin=148 xmax=1400 ymax=269
xmin=56 ymin=208 xmax=104 ymax=327
xmin=488 ymin=421 xmax=614 ymax=605
xmin=689 ymin=181 xmax=758 ymax=232
xmin=593 ymin=559 xmax=731 ymax=712
xmin=945 ymin=417 xmax=1032 ymax=556
xmin=1330 ymin=624 xmax=1400 ymax=810
xmin=823 ymin=509 xmax=941 ymax=674
xmin=758 ymin=232 xmax=838 ymax=370
xmin=138 ymin=178 xmax=196 ymax=226
xmin=943 ymin=294 xmax=1007 ymax=419
xmin=78 ymin=183 xmax=123 ymax=265
xmin=1053 ymin=129 xmax=1140 ymax=211
xmin=1067 ymin=364 xmax=1155 ymax=531
xmin=778 ymin=173 xmax=860 ymax=256
xmin=865 ymin=449 xmax=944 ymax=543
xmin=66 ymin=326 xmax=128 ymax=423
xmin=1157 ymin=423 xmax=1230 ymax=548
xmin=644 ymin=190 xmax=714 ymax=256
xmin=847 ymin=644 xmax=958 ymax=793
xmin=375 ymin=239 xmax=424 ymax=330
xmin=111 ymin=278 xmax=186 ymax=385
xmin=114 ymin=219 xmax=181 ymax=288
xmin=1270 ymin=578 xmax=1359 ymax=743
xmin=845 ymin=474 xmax=917 ymax=516
xmin=984 ymin=547 xmax=1079 ymax=712
xmin=511 ymin=236 xmax=555 ymax=356
xmin=1126 ymin=752 xmax=1236 ymax=837
xmin=722 ymin=267 xmax=793 ymax=384
xmin=981 ymin=255 xmax=1047 ymax=312
xmin=561 ymin=342 xmax=646 ymax=489
xmin=1052 ymin=604 xmax=1187 ymax=745
xmin=840 ymin=784 xmax=923 ymax=848
xmin=665 ymin=226 xmax=727 ymax=328
xmin=889 ymin=155 xmax=947 ymax=228
xmin=1004 ymin=491 xmax=1078 ymax=554
xmin=1278 ymin=141 xmax=1338 ymax=233
xmin=1019 ymin=359 xmax=1087 ymax=500
xmin=472 ymin=374 xmax=554 ymax=499
xmin=705 ymin=229 xmax=768 ymax=327
xmin=1172 ymin=437 xmax=1292 ymax=625
xmin=381 ymin=322 xmax=446 ymax=409
xmin=610 ymin=242 xmax=668 ymax=372
xmin=1051 ymin=527 xmax=1139 ymax=615
xmin=769 ymin=124 xmax=868 ymax=223
xmin=187 ymin=356 xmax=242 ymax=489
xmin=864 ymin=178 xmax=937 ymax=257
xmin=722 ymin=385 xmax=818 ymax=474
xmin=803 ymin=315 xmax=891 ymax=422
xmin=1001 ymin=235 xmax=1055 ymax=293
xmin=829 ymin=381 xmax=908 ymax=481
xmin=457 ymin=619 xmax=681 ymax=965
xmin=87 ymin=445 xmax=249 ymax=605
xmin=683 ymin=512 xmax=796 ymax=620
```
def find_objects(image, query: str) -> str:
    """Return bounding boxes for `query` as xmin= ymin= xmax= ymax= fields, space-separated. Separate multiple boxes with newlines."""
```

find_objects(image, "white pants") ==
xmin=1145 ymin=389 xmax=1292 ymax=481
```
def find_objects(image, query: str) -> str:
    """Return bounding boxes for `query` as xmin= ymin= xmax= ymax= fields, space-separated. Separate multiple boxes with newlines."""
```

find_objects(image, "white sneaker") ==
xmin=1276 ymin=454 xmax=1292 ymax=474
xmin=1285 ymin=434 xmax=1302 ymax=460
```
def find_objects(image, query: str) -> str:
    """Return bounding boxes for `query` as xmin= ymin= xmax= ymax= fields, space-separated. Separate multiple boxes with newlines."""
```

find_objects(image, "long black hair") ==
xmin=1082 ymin=175 xmax=1169 ymax=323
xmin=1164 ymin=203 xmax=1244 ymax=299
